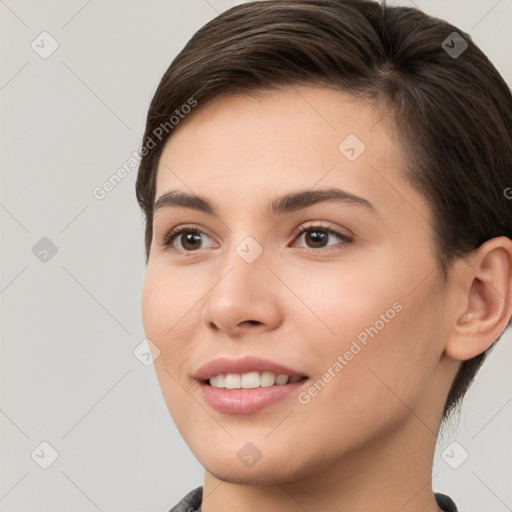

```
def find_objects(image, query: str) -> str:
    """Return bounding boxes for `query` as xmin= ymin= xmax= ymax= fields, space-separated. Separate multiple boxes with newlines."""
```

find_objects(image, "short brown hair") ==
xmin=135 ymin=0 xmax=512 ymax=419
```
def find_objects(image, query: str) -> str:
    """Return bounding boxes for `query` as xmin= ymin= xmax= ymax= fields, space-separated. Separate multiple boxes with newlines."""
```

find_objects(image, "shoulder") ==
xmin=168 ymin=486 xmax=203 ymax=512
xmin=435 ymin=492 xmax=458 ymax=512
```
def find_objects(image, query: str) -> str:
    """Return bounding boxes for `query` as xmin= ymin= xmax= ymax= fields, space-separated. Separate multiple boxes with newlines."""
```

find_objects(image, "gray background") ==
xmin=0 ymin=0 xmax=511 ymax=510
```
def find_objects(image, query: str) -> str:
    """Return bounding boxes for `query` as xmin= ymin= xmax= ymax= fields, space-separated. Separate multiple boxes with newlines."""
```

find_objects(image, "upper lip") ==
xmin=193 ymin=356 xmax=308 ymax=381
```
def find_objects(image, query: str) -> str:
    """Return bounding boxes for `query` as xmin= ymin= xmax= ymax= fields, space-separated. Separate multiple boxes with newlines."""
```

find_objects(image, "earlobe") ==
xmin=445 ymin=236 xmax=512 ymax=362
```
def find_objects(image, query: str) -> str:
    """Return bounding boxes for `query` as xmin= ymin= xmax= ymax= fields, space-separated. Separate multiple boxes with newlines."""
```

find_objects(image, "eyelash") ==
xmin=161 ymin=223 xmax=352 ymax=255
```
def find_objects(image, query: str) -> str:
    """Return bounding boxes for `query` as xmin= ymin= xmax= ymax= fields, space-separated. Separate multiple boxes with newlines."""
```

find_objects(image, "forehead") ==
xmin=158 ymin=87 xmax=390 ymax=170
xmin=154 ymin=86 xmax=429 ymax=224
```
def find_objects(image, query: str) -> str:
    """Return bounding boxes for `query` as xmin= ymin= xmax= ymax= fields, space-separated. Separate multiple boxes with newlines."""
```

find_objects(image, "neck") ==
xmin=200 ymin=417 xmax=443 ymax=512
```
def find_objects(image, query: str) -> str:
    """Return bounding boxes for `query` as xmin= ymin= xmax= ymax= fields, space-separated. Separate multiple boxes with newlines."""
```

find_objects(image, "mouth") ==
xmin=193 ymin=356 xmax=309 ymax=414
xmin=194 ymin=355 xmax=309 ymax=387
xmin=205 ymin=371 xmax=308 ymax=389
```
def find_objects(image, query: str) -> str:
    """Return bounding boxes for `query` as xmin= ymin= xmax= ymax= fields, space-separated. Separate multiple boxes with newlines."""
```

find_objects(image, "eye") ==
xmin=162 ymin=225 xmax=216 ymax=252
xmin=161 ymin=223 xmax=352 ymax=254
xmin=292 ymin=224 xmax=351 ymax=251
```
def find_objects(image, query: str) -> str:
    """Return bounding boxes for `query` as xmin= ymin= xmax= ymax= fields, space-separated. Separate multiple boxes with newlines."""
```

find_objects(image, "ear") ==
xmin=445 ymin=236 xmax=512 ymax=361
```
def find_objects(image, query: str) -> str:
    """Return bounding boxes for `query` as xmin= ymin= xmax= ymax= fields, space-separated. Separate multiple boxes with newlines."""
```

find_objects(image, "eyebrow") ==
xmin=153 ymin=187 xmax=377 ymax=216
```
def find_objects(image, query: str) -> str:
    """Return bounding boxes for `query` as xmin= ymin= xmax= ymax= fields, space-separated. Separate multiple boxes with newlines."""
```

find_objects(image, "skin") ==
xmin=141 ymin=86 xmax=512 ymax=512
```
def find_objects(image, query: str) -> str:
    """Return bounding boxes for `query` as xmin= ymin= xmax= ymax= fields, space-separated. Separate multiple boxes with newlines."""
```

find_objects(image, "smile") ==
xmin=208 ymin=371 xmax=305 ymax=389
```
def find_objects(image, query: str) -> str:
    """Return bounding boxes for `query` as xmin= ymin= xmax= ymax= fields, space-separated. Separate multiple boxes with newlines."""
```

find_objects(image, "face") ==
xmin=141 ymin=87 xmax=455 ymax=485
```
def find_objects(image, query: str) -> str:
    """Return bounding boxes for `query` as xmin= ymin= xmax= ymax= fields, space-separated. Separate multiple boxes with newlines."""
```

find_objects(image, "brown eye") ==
xmin=303 ymin=229 xmax=329 ymax=248
xmin=163 ymin=227 xmax=215 ymax=252
xmin=177 ymin=231 xmax=203 ymax=251
xmin=294 ymin=225 xmax=350 ymax=251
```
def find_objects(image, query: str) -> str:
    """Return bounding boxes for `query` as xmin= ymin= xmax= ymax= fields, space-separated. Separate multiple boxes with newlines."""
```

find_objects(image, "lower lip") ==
xmin=199 ymin=379 xmax=308 ymax=414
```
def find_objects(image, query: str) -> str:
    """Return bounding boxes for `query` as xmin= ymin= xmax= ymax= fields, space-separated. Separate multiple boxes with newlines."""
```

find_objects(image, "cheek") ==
xmin=287 ymin=259 xmax=402 ymax=348
xmin=290 ymin=256 xmax=445 ymax=404
xmin=141 ymin=266 xmax=198 ymax=417
xmin=140 ymin=265 xmax=199 ymax=385
xmin=141 ymin=264 xmax=195 ymax=341
xmin=141 ymin=270 xmax=169 ymax=344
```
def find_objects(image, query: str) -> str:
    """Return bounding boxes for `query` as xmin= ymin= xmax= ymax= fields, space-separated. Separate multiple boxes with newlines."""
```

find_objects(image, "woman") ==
xmin=135 ymin=1 xmax=512 ymax=510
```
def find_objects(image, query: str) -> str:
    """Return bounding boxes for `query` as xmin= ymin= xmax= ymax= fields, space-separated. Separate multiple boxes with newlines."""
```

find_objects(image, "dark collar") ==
xmin=169 ymin=487 xmax=458 ymax=512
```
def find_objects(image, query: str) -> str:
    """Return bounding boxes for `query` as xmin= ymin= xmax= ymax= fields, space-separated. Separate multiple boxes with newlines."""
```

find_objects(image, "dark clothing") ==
xmin=169 ymin=485 xmax=458 ymax=512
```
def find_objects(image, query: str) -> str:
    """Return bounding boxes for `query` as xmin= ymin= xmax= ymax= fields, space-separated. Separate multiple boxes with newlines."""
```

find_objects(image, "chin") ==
xmin=202 ymin=457 xmax=298 ymax=486
xmin=193 ymin=438 xmax=316 ymax=486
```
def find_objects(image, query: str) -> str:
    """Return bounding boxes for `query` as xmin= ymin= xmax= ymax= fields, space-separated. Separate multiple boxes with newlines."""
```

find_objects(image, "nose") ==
xmin=200 ymin=244 xmax=284 ymax=337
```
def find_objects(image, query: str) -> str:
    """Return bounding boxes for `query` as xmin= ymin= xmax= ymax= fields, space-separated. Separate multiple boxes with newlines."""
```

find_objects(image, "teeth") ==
xmin=275 ymin=374 xmax=289 ymax=385
xmin=208 ymin=371 xmax=301 ymax=389
xmin=260 ymin=371 xmax=276 ymax=387
xmin=225 ymin=374 xmax=241 ymax=389
xmin=241 ymin=371 xmax=260 ymax=389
